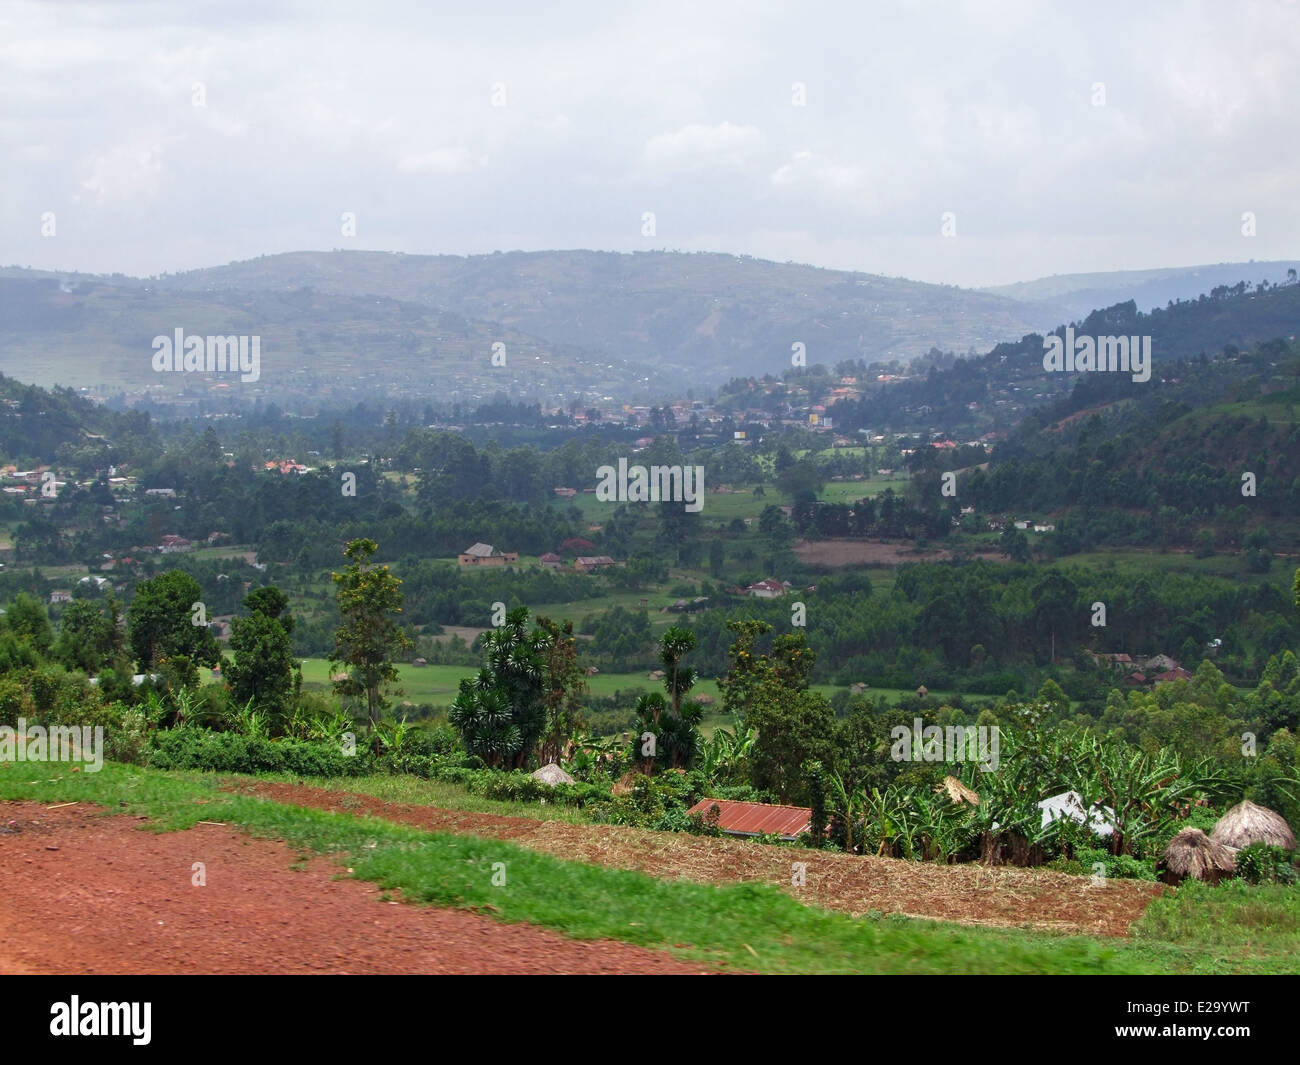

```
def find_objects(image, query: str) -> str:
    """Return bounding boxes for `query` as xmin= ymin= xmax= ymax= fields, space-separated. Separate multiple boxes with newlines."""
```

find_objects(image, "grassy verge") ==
xmin=239 ymin=769 xmax=592 ymax=822
xmin=2 ymin=761 xmax=1296 ymax=974
xmin=1130 ymin=879 xmax=1300 ymax=974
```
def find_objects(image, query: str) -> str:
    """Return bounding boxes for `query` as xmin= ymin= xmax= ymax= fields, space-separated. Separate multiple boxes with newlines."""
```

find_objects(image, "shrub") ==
xmin=402 ymin=722 xmax=462 ymax=758
xmin=148 ymin=728 xmax=371 ymax=777
xmin=81 ymin=700 xmax=153 ymax=766
xmin=415 ymin=764 xmax=608 ymax=806
xmin=1234 ymin=843 xmax=1297 ymax=885
xmin=685 ymin=803 xmax=723 ymax=836
xmin=1073 ymin=845 xmax=1158 ymax=882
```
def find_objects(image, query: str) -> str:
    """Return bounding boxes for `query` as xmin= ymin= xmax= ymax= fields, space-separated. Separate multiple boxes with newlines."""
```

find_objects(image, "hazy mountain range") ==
xmin=2 ymin=251 xmax=1296 ymax=408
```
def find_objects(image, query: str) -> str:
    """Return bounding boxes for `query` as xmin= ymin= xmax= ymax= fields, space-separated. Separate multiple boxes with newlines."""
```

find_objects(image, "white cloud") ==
xmin=396 ymin=147 xmax=483 ymax=175
xmin=643 ymin=122 xmax=764 ymax=169
xmin=1 ymin=0 xmax=1297 ymax=286
xmin=770 ymin=150 xmax=859 ymax=192
xmin=79 ymin=141 xmax=164 ymax=202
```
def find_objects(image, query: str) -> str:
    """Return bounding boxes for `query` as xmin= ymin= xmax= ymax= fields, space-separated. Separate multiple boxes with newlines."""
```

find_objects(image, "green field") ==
xmin=818 ymin=478 xmax=907 ymax=503
xmin=549 ymin=487 xmax=786 ymax=526
xmin=299 ymin=657 xmax=850 ymax=710
xmin=550 ymin=475 xmax=906 ymax=521
xmin=1066 ymin=548 xmax=1296 ymax=588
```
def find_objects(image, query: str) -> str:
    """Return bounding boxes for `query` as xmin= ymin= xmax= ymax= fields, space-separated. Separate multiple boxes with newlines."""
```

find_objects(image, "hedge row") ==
xmin=149 ymin=728 xmax=372 ymax=777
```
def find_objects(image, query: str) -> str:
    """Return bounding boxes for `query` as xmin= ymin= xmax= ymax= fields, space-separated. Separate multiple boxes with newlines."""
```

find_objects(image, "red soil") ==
xmin=0 ymin=802 xmax=713 ymax=975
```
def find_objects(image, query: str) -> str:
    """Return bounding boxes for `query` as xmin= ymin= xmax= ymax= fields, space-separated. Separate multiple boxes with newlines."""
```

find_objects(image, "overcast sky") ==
xmin=2 ymin=0 xmax=1297 ymax=288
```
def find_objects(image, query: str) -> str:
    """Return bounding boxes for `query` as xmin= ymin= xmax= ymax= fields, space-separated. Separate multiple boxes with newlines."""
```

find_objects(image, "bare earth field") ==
xmin=0 ymin=801 xmax=712 ymax=975
xmin=794 ymin=538 xmax=1010 ymax=566
xmin=231 ymin=781 xmax=1164 ymax=937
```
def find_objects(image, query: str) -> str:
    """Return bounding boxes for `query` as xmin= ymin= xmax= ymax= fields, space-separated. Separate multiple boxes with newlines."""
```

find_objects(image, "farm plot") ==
xmin=231 ymin=780 xmax=1163 ymax=937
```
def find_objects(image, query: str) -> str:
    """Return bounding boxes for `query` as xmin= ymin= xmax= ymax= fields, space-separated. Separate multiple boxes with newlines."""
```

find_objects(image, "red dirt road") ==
xmin=0 ymin=802 xmax=712 ymax=975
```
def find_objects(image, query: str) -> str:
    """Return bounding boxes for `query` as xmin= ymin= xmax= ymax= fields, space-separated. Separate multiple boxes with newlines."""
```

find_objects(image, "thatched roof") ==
xmin=530 ymin=763 xmax=575 ymax=786
xmin=1211 ymin=800 xmax=1296 ymax=852
xmin=1162 ymin=827 xmax=1236 ymax=885
xmin=940 ymin=775 xmax=980 ymax=806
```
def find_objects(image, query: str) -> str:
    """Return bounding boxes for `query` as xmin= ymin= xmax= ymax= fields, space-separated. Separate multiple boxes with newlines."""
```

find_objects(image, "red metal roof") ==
xmin=686 ymin=798 xmax=813 ymax=840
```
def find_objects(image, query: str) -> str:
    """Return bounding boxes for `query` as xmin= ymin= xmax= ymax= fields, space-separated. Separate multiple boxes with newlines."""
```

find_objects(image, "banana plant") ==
xmin=306 ymin=707 xmax=354 ymax=746
xmin=911 ymin=785 xmax=978 ymax=862
xmin=1060 ymin=732 xmax=1224 ymax=856
xmin=861 ymin=783 xmax=922 ymax=858
xmin=373 ymin=714 xmax=410 ymax=755
xmin=699 ymin=718 xmax=756 ymax=786
xmin=227 ymin=697 xmax=269 ymax=740
xmin=825 ymin=771 xmax=866 ymax=854
xmin=169 ymin=686 xmax=203 ymax=729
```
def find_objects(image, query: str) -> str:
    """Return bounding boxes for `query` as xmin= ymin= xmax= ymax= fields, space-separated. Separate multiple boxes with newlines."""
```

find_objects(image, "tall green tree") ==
xmin=1031 ymin=571 xmax=1078 ymax=665
xmin=127 ymin=571 xmax=220 ymax=673
xmin=774 ymin=460 xmax=824 ymax=501
xmin=329 ymin=539 xmax=411 ymax=727
xmin=718 ymin=619 xmax=774 ymax=719
xmin=1000 ymin=527 xmax=1031 ymax=563
xmin=53 ymin=596 xmax=126 ymax=675
xmin=746 ymin=686 xmax=838 ymax=804
xmin=449 ymin=606 xmax=551 ymax=768
xmin=633 ymin=626 xmax=705 ymax=771
xmin=536 ymin=615 xmax=588 ymax=765
xmin=225 ymin=586 xmax=301 ymax=725
xmin=719 ymin=622 xmax=835 ymax=802
xmin=4 ymin=593 xmax=54 ymax=655
xmin=708 ymin=538 xmax=725 ymax=577
xmin=657 ymin=500 xmax=700 ymax=566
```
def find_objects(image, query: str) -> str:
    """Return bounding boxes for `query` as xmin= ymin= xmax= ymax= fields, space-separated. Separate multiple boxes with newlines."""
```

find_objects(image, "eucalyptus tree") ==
xmin=330 ymin=538 xmax=411 ymax=728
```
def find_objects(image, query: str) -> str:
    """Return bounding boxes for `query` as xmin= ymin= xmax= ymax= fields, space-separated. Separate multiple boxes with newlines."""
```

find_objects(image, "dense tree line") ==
xmin=668 ymin=561 xmax=1297 ymax=692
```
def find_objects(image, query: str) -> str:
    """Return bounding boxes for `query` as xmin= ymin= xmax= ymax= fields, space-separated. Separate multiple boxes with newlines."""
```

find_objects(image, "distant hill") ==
xmin=957 ymin=287 xmax=1300 ymax=550
xmin=0 ymin=251 xmax=1050 ymax=404
xmin=5 ymin=250 xmax=1297 ymax=411
xmin=0 ymin=271 xmax=638 ymax=409
xmin=151 ymin=249 xmax=1051 ymax=380
xmin=0 ymin=373 xmax=159 ymax=467
xmin=983 ymin=260 xmax=1300 ymax=324
xmin=827 ymin=279 xmax=1300 ymax=438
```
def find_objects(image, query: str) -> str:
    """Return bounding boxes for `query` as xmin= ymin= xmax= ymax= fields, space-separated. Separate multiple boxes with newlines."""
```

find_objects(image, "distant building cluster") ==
xmin=1088 ymin=651 xmax=1197 ymax=688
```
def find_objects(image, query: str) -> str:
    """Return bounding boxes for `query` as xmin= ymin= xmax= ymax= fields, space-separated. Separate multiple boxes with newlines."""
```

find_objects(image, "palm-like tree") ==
xmin=633 ymin=627 xmax=706 ymax=771
xmin=449 ymin=608 xmax=549 ymax=768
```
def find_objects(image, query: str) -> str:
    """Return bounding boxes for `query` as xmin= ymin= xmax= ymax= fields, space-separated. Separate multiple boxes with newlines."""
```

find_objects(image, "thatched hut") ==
xmin=1210 ymin=800 xmax=1296 ymax=852
xmin=531 ymin=763 xmax=575 ymax=786
xmin=1161 ymin=828 xmax=1237 ymax=885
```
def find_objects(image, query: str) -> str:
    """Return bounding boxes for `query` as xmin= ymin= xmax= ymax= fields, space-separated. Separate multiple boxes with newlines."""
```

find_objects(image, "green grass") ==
xmin=1132 ymin=879 xmax=1300 ymax=974
xmin=818 ymin=478 xmax=908 ymax=503
xmin=531 ymin=588 xmax=678 ymax=623
xmin=1065 ymin=548 xmax=1288 ymax=586
xmin=299 ymin=658 xmax=469 ymax=703
xmin=551 ymin=488 xmax=785 ymax=525
xmin=3 ymin=758 xmax=1271 ymax=974
xmin=246 ymin=769 xmax=592 ymax=822
xmin=856 ymin=686 xmax=964 ymax=703
xmin=299 ymin=656 xmax=843 ymax=712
